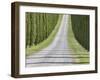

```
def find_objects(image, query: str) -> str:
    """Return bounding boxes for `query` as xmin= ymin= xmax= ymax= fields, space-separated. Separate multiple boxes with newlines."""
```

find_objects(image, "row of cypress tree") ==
xmin=26 ymin=12 xmax=59 ymax=48
xmin=71 ymin=15 xmax=89 ymax=51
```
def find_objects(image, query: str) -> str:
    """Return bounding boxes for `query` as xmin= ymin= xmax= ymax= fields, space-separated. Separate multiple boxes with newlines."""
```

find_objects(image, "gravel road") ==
xmin=26 ymin=15 xmax=78 ymax=67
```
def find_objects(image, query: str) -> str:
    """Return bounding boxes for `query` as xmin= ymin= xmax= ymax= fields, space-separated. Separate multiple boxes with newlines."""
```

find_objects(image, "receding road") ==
xmin=26 ymin=15 xmax=78 ymax=67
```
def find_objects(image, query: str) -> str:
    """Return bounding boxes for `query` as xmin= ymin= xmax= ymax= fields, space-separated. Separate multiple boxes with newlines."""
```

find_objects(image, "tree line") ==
xmin=71 ymin=15 xmax=89 ymax=51
xmin=26 ymin=13 xmax=59 ymax=48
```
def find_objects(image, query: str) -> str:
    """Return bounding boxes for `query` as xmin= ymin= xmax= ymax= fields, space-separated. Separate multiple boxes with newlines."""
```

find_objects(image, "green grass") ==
xmin=26 ymin=15 xmax=63 ymax=56
xmin=67 ymin=15 xmax=89 ymax=63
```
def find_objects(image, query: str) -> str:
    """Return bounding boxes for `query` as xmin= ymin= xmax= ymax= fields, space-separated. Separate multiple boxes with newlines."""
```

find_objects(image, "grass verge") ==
xmin=26 ymin=15 xmax=63 ymax=56
xmin=67 ymin=15 xmax=89 ymax=63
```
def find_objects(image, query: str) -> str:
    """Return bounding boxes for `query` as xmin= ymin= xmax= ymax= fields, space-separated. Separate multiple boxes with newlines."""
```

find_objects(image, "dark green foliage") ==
xmin=71 ymin=15 xmax=89 ymax=51
xmin=26 ymin=13 xmax=59 ymax=47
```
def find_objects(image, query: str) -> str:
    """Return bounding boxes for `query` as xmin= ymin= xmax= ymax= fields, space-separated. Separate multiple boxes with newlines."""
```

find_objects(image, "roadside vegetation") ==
xmin=26 ymin=13 xmax=63 ymax=56
xmin=71 ymin=15 xmax=89 ymax=51
xmin=67 ymin=15 xmax=89 ymax=63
